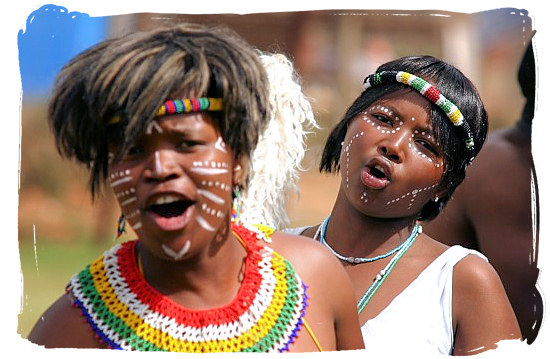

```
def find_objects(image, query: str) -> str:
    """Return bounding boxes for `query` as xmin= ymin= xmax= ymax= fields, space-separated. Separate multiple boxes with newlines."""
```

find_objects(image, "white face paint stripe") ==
xmin=154 ymin=151 xmax=162 ymax=174
xmin=192 ymin=161 xmax=229 ymax=168
xmin=120 ymin=197 xmax=137 ymax=207
xmin=110 ymin=177 xmax=133 ymax=187
xmin=146 ymin=120 xmax=163 ymax=134
xmin=215 ymin=136 xmax=227 ymax=153
xmin=197 ymin=189 xmax=225 ymax=205
xmin=190 ymin=168 xmax=229 ymax=175
xmin=196 ymin=215 xmax=215 ymax=232
xmin=161 ymin=241 xmax=191 ymax=260
xmin=126 ymin=210 xmax=140 ymax=219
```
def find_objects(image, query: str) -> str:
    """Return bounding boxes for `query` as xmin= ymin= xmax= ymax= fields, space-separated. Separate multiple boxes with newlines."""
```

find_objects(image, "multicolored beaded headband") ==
xmin=157 ymin=97 xmax=223 ymax=116
xmin=108 ymin=97 xmax=223 ymax=124
xmin=363 ymin=71 xmax=475 ymax=162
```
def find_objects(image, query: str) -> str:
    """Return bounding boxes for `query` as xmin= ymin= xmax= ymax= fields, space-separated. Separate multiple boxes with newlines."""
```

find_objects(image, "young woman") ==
xmin=27 ymin=23 xmax=364 ymax=352
xmin=286 ymin=56 xmax=521 ymax=355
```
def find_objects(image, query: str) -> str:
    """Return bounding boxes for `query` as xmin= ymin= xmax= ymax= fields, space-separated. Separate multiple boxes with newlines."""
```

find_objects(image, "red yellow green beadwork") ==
xmin=66 ymin=223 xmax=308 ymax=352
xmin=363 ymin=70 xmax=476 ymax=162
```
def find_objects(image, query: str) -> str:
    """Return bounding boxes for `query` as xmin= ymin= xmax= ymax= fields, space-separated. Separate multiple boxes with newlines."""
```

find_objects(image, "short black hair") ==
xmin=320 ymin=55 xmax=488 ymax=221
xmin=48 ymin=23 xmax=269 ymax=197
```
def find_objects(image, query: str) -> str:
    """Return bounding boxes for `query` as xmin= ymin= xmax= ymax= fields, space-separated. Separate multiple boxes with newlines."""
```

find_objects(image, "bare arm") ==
xmin=426 ymin=131 xmax=541 ymax=342
xmin=269 ymin=232 xmax=364 ymax=351
xmin=27 ymin=293 xmax=105 ymax=349
xmin=320 ymin=242 xmax=365 ymax=351
xmin=452 ymin=255 xmax=521 ymax=355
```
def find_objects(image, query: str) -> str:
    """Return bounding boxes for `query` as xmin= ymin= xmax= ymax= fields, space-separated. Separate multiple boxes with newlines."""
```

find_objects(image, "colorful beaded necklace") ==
xmin=66 ymin=222 xmax=309 ymax=352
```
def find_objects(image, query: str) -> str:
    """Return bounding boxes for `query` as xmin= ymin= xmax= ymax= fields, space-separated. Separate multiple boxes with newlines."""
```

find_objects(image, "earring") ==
xmin=115 ymin=213 xmax=126 ymax=240
xmin=434 ymin=196 xmax=439 ymax=203
xmin=231 ymin=186 xmax=244 ymax=225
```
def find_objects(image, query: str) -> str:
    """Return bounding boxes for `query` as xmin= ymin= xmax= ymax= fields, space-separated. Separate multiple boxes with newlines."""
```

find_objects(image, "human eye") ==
xmin=372 ymin=113 xmax=393 ymax=126
xmin=122 ymin=145 xmax=144 ymax=161
xmin=175 ymin=137 xmax=203 ymax=151
xmin=415 ymin=138 xmax=440 ymax=156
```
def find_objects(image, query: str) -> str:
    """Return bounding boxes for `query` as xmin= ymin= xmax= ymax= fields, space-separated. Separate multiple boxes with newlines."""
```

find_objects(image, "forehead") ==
xmin=370 ymin=90 xmax=432 ymax=118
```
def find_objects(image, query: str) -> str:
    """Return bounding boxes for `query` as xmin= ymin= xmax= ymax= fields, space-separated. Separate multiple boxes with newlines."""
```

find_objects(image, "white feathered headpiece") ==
xmin=239 ymin=53 xmax=318 ymax=229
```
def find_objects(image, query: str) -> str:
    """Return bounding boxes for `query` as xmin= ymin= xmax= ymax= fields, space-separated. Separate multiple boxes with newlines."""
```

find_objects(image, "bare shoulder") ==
xmin=266 ymin=231 xmax=354 ymax=300
xmin=453 ymin=253 xmax=501 ymax=291
xmin=268 ymin=231 xmax=344 ymax=276
xmin=452 ymin=253 xmax=512 ymax=313
xmin=451 ymin=252 xmax=521 ymax=352
xmin=28 ymin=293 xmax=104 ymax=349
xmin=267 ymin=231 xmax=364 ymax=350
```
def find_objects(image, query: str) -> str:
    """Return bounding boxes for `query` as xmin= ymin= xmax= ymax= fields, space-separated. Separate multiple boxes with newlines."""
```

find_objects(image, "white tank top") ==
xmin=361 ymin=245 xmax=487 ymax=355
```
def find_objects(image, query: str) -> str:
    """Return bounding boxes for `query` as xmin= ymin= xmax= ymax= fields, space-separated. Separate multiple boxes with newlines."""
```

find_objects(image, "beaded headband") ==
xmin=157 ymin=97 xmax=223 ymax=116
xmin=363 ymin=71 xmax=475 ymax=162
xmin=108 ymin=97 xmax=223 ymax=124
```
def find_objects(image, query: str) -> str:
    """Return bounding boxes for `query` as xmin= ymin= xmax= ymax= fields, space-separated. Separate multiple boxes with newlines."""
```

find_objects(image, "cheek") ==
xmin=188 ymin=145 xmax=234 ymax=230
xmin=408 ymin=133 xmax=443 ymax=170
xmin=385 ymin=183 xmax=438 ymax=211
xmin=384 ymin=163 xmax=443 ymax=211
xmin=341 ymin=128 xmax=367 ymax=189
xmin=109 ymin=166 xmax=142 ymax=231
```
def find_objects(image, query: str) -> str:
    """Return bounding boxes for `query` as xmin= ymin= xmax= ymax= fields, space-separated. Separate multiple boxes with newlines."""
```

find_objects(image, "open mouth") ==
xmin=146 ymin=194 xmax=195 ymax=231
xmin=150 ymin=198 xmax=194 ymax=218
xmin=361 ymin=163 xmax=391 ymax=189
xmin=369 ymin=165 xmax=388 ymax=180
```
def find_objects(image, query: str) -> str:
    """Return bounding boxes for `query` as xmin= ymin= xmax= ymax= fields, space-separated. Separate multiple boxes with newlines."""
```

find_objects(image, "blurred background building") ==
xmin=17 ymin=5 xmax=533 ymax=337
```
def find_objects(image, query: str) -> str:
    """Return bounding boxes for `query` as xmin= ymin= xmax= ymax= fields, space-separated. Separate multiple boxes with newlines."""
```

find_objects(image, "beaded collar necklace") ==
xmin=314 ymin=215 xmax=421 ymax=313
xmin=66 ymin=222 xmax=309 ymax=352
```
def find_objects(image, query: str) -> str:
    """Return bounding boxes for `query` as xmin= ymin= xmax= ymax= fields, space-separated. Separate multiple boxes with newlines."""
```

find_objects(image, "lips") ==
xmin=145 ymin=193 xmax=195 ymax=231
xmin=361 ymin=159 xmax=392 ymax=190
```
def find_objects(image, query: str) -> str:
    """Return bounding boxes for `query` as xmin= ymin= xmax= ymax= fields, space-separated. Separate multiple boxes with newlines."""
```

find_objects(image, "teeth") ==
xmin=374 ymin=165 xmax=386 ymax=175
xmin=152 ymin=195 xmax=183 ymax=205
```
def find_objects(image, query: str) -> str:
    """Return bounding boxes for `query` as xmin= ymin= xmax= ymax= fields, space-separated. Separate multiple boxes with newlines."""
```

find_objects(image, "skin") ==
xmin=28 ymin=112 xmax=364 ymax=352
xmin=424 ymin=119 xmax=542 ymax=344
xmin=300 ymin=90 xmax=520 ymax=355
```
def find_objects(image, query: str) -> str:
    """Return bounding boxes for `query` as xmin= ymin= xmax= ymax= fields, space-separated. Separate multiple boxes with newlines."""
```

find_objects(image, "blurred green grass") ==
xmin=18 ymin=238 xmax=112 ymax=338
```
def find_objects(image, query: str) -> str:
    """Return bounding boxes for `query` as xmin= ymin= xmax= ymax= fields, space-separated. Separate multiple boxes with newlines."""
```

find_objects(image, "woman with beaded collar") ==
xmin=284 ymin=56 xmax=521 ymax=355
xmin=27 ymin=23 xmax=364 ymax=352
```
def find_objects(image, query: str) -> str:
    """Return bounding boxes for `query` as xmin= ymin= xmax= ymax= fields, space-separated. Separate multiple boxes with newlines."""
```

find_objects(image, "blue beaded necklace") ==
xmin=315 ymin=215 xmax=418 ymax=264
xmin=314 ymin=215 xmax=422 ymax=314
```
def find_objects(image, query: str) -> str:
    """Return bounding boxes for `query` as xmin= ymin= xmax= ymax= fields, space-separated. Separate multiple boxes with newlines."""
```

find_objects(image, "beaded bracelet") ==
xmin=363 ymin=71 xmax=475 ymax=163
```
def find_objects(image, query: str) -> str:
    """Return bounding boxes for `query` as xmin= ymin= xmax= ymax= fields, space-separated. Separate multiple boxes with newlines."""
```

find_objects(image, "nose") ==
xmin=144 ymin=149 xmax=182 ymax=182
xmin=379 ymin=131 xmax=408 ymax=163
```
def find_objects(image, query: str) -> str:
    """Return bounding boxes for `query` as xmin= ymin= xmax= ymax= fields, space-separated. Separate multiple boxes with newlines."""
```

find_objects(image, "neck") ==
xmin=137 ymin=225 xmax=247 ymax=308
xmin=324 ymin=189 xmax=417 ymax=258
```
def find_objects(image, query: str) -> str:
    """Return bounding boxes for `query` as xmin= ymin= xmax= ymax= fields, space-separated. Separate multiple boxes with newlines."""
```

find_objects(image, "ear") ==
xmin=232 ymin=156 xmax=245 ymax=187
xmin=433 ymin=187 xmax=448 ymax=202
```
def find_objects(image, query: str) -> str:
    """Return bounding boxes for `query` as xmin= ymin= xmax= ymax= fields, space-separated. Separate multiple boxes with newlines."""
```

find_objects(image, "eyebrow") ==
xmin=377 ymin=104 xmax=436 ymax=135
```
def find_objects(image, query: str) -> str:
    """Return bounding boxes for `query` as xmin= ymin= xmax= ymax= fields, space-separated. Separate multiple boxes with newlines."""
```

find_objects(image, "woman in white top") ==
xmin=287 ymin=55 xmax=521 ymax=355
